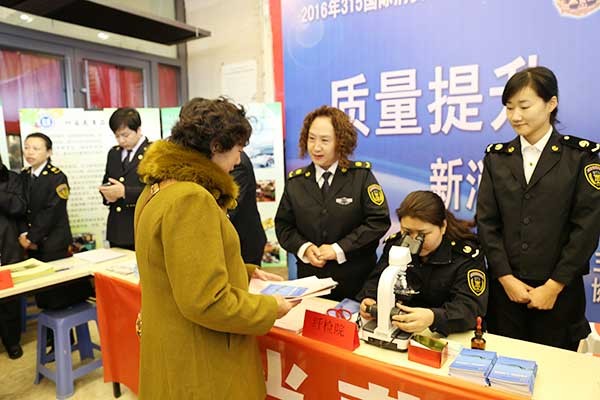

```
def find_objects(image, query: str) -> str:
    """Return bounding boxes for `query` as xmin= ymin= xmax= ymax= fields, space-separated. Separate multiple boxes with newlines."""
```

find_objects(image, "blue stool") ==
xmin=34 ymin=302 xmax=102 ymax=400
xmin=20 ymin=296 xmax=39 ymax=332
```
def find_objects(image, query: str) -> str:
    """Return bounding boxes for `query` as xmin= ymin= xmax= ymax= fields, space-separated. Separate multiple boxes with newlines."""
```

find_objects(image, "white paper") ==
xmin=272 ymin=297 xmax=333 ymax=333
xmin=73 ymin=248 xmax=126 ymax=263
xmin=249 ymin=276 xmax=337 ymax=300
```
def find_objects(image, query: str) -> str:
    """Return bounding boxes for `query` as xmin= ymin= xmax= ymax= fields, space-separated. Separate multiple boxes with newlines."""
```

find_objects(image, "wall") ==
xmin=185 ymin=0 xmax=274 ymax=103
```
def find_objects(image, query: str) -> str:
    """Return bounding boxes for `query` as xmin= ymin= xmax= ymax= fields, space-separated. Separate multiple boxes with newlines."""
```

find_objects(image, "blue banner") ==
xmin=280 ymin=0 xmax=600 ymax=321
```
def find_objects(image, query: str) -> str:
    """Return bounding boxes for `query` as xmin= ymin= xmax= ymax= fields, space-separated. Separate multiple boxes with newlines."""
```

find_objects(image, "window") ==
xmin=158 ymin=64 xmax=180 ymax=107
xmin=86 ymin=60 xmax=144 ymax=108
xmin=0 ymin=48 xmax=67 ymax=134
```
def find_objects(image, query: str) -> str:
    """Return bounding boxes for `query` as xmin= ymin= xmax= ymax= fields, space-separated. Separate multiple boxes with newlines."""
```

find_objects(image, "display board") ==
xmin=18 ymin=108 xmax=161 ymax=248
xmin=279 ymin=0 xmax=600 ymax=320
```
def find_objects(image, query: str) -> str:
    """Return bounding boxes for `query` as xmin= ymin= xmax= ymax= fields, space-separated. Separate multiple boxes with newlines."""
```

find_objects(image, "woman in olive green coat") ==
xmin=134 ymin=98 xmax=298 ymax=399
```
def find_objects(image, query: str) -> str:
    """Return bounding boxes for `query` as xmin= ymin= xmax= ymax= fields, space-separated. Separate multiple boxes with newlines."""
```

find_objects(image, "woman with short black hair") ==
xmin=477 ymin=66 xmax=600 ymax=350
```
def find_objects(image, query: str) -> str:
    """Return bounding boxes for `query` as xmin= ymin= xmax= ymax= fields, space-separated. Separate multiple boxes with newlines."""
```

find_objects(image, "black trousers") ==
xmin=487 ymin=277 xmax=591 ymax=351
xmin=0 ymin=298 xmax=21 ymax=348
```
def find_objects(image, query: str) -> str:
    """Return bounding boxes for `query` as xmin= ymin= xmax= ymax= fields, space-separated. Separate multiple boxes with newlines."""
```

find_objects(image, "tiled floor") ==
xmin=0 ymin=316 xmax=137 ymax=400
xmin=0 ymin=266 xmax=288 ymax=399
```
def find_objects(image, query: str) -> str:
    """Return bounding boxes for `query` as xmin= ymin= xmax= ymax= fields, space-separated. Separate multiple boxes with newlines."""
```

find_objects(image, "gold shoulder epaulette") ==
xmin=451 ymin=240 xmax=481 ymax=258
xmin=384 ymin=232 xmax=400 ymax=243
xmin=287 ymin=168 xmax=306 ymax=179
xmin=485 ymin=142 xmax=515 ymax=154
xmin=350 ymin=161 xmax=372 ymax=169
xmin=47 ymin=164 xmax=61 ymax=174
xmin=561 ymin=135 xmax=599 ymax=154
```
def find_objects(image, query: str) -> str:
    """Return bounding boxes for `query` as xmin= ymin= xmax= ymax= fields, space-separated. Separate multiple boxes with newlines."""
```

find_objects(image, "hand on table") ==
xmin=391 ymin=304 xmax=434 ymax=333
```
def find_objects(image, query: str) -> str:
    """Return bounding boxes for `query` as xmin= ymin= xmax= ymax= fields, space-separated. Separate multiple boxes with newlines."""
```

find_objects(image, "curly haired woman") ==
xmin=275 ymin=106 xmax=391 ymax=300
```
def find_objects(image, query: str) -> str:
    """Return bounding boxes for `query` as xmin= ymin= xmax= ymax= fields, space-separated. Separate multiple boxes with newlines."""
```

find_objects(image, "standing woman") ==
xmin=0 ymin=156 xmax=26 ymax=359
xmin=275 ymin=106 xmax=391 ymax=301
xmin=18 ymin=133 xmax=93 ymax=310
xmin=477 ymin=66 xmax=600 ymax=350
xmin=134 ymin=97 xmax=298 ymax=399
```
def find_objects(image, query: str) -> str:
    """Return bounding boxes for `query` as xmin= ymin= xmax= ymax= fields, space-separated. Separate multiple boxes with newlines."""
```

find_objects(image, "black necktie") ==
xmin=321 ymin=171 xmax=332 ymax=196
xmin=122 ymin=150 xmax=132 ymax=170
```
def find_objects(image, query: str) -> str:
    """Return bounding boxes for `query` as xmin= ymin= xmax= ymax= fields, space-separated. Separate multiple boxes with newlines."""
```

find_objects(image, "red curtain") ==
xmin=0 ymin=49 xmax=66 ymax=134
xmin=158 ymin=64 xmax=179 ymax=107
xmin=87 ymin=60 xmax=144 ymax=109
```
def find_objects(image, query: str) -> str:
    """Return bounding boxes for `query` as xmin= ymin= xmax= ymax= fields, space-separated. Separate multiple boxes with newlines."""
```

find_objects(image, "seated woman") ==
xmin=356 ymin=190 xmax=488 ymax=336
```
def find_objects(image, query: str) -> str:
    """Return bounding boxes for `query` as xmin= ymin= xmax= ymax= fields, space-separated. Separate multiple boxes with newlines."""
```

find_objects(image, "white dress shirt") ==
xmin=122 ymin=135 xmax=146 ymax=162
xmin=298 ymin=161 xmax=347 ymax=264
xmin=520 ymin=126 xmax=552 ymax=184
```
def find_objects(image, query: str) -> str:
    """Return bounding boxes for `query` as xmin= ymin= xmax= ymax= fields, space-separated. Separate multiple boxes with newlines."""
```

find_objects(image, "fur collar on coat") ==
xmin=137 ymin=139 xmax=239 ymax=210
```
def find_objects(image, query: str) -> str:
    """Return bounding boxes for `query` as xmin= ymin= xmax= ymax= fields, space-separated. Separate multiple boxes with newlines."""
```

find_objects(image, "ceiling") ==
xmin=0 ymin=0 xmax=210 ymax=45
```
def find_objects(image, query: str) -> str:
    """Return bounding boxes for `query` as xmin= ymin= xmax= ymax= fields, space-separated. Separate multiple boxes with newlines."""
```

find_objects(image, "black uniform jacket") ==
xmin=229 ymin=152 xmax=266 ymax=265
xmin=0 ymin=164 xmax=26 ymax=264
xmin=18 ymin=163 xmax=72 ymax=256
xmin=275 ymin=161 xmax=391 ymax=300
xmin=477 ymin=131 xmax=600 ymax=285
xmin=101 ymin=138 xmax=149 ymax=246
xmin=356 ymin=235 xmax=488 ymax=336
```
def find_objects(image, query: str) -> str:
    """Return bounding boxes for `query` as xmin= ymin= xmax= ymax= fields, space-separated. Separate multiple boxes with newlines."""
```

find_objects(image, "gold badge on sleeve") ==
xmin=367 ymin=184 xmax=385 ymax=206
xmin=584 ymin=163 xmax=600 ymax=190
xmin=467 ymin=269 xmax=486 ymax=296
xmin=55 ymin=183 xmax=70 ymax=200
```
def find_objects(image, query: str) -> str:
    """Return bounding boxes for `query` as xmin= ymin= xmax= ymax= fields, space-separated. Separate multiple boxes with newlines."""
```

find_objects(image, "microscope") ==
xmin=358 ymin=233 xmax=424 ymax=352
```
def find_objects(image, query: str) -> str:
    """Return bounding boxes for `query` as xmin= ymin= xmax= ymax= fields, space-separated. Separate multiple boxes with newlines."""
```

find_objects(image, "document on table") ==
xmin=271 ymin=297 xmax=333 ymax=333
xmin=73 ymin=248 xmax=126 ymax=263
xmin=249 ymin=276 xmax=338 ymax=300
xmin=2 ymin=259 xmax=55 ymax=283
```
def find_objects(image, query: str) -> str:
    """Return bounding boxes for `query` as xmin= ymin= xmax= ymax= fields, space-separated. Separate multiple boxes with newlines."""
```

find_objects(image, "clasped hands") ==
xmin=98 ymin=178 xmax=126 ymax=203
xmin=18 ymin=233 xmax=38 ymax=250
xmin=304 ymin=244 xmax=336 ymax=267
xmin=498 ymin=274 xmax=565 ymax=310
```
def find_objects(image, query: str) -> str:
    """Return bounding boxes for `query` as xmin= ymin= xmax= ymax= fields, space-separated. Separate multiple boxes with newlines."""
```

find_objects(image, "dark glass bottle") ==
xmin=470 ymin=316 xmax=486 ymax=350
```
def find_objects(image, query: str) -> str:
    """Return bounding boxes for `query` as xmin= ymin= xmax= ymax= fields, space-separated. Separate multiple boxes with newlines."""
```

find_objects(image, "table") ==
xmin=6 ymin=256 xmax=600 ymax=399
xmin=0 ymin=248 xmax=138 ymax=301
xmin=259 ymin=316 xmax=600 ymax=399
xmin=0 ymin=249 xmax=139 ymax=397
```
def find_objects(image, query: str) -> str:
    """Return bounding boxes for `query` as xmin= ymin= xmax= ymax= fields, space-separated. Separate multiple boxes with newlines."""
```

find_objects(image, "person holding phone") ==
xmin=99 ymin=108 xmax=149 ymax=250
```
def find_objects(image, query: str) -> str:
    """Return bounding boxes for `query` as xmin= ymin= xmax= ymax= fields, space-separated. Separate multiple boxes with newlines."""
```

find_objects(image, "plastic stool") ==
xmin=20 ymin=296 xmax=39 ymax=332
xmin=34 ymin=302 xmax=102 ymax=399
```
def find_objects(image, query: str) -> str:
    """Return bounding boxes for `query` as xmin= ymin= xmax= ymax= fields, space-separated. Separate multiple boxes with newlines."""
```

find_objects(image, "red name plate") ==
xmin=302 ymin=310 xmax=359 ymax=351
xmin=0 ymin=269 xmax=14 ymax=290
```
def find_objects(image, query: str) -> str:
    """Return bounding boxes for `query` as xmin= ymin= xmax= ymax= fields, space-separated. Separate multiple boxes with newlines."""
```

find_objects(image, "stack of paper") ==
xmin=271 ymin=297 xmax=333 ymax=333
xmin=249 ymin=276 xmax=337 ymax=300
xmin=73 ymin=248 xmax=126 ymax=263
xmin=4 ymin=259 xmax=55 ymax=284
xmin=488 ymin=356 xmax=537 ymax=397
xmin=448 ymin=348 xmax=497 ymax=386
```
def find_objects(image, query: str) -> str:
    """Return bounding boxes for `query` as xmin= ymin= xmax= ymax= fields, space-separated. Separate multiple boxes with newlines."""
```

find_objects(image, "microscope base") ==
xmin=359 ymin=319 xmax=411 ymax=352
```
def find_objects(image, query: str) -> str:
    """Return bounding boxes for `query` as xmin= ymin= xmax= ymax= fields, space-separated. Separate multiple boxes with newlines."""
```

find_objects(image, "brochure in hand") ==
xmin=249 ymin=276 xmax=338 ymax=300
xmin=448 ymin=348 xmax=497 ymax=386
xmin=488 ymin=356 xmax=537 ymax=397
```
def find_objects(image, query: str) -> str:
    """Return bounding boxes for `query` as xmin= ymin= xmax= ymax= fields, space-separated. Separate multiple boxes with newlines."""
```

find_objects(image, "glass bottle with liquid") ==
xmin=470 ymin=316 xmax=486 ymax=350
